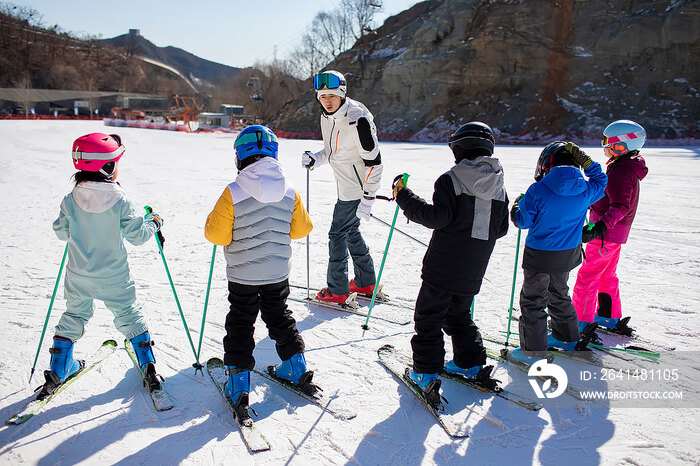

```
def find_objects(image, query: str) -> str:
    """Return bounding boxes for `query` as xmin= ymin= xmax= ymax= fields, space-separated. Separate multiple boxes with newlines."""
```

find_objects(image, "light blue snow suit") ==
xmin=52 ymin=181 xmax=159 ymax=341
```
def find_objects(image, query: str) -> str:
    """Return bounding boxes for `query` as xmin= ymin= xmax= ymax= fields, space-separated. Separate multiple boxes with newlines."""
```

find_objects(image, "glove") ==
xmin=581 ymin=221 xmax=606 ymax=243
xmin=393 ymin=179 xmax=406 ymax=199
xmin=565 ymin=142 xmax=593 ymax=169
xmin=356 ymin=197 xmax=374 ymax=220
xmin=145 ymin=212 xmax=164 ymax=230
xmin=510 ymin=194 xmax=524 ymax=226
xmin=392 ymin=174 xmax=407 ymax=199
xmin=302 ymin=151 xmax=319 ymax=169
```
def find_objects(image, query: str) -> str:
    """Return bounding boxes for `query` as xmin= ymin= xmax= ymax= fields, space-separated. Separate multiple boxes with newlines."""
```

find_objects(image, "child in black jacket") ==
xmin=393 ymin=122 xmax=509 ymax=406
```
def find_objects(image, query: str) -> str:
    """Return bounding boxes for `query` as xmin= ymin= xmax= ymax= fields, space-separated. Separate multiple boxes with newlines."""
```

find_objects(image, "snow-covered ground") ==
xmin=0 ymin=120 xmax=698 ymax=465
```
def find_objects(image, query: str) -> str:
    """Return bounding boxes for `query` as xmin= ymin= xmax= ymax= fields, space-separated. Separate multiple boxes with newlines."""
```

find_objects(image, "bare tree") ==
xmin=342 ymin=0 xmax=382 ymax=39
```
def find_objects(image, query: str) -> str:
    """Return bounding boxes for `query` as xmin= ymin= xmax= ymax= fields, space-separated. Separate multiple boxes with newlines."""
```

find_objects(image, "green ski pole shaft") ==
xmin=195 ymin=244 xmax=217 ymax=371
xmin=505 ymin=227 xmax=522 ymax=348
xmin=145 ymin=206 xmax=201 ymax=371
xmin=29 ymin=244 xmax=68 ymax=384
xmin=362 ymin=174 xmax=409 ymax=331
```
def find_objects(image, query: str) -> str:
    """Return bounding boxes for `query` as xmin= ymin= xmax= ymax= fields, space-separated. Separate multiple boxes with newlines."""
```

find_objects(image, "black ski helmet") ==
xmin=448 ymin=122 xmax=495 ymax=161
xmin=534 ymin=141 xmax=575 ymax=181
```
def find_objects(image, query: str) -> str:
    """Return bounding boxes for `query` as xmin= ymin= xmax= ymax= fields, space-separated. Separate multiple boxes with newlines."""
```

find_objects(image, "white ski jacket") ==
xmin=312 ymin=98 xmax=383 ymax=201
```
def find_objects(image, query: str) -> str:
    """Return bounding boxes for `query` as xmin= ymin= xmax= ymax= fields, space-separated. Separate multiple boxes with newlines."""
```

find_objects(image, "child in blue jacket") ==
xmin=510 ymin=142 xmax=606 ymax=361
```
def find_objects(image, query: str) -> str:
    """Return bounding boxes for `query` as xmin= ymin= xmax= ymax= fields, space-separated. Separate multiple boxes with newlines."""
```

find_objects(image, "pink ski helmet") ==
xmin=71 ymin=133 xmax=125 ymax=177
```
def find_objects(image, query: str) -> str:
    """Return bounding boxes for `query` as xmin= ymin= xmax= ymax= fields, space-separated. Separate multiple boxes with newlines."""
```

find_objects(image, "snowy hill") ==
xmin=0 ymin=120 xmax=698 ymax=465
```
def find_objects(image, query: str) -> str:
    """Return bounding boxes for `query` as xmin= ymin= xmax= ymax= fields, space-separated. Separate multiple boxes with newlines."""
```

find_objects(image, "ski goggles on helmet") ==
xmin=313 ymin=73 xmax=344 ymax=90
xmin=601 ymin=129 xmax=646 ymax=148
xmin=234 ymin=127 xmax=278 ymax=151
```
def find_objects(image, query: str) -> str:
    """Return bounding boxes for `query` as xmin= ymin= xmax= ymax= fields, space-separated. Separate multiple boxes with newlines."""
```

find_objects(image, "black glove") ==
xmin=582 ymin=221 xmax=607 ymax=243
xmin=510 ymin=194 xmax=524 ymax=226
xmin=565 ymin=142 xmax=593 ymax=169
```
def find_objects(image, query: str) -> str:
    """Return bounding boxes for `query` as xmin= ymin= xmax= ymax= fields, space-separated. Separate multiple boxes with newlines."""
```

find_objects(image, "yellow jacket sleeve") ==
xmin=290 ymin=191 xmax=313 ymax=239
xmin=205 ymin=187 xmax=235 ymax=246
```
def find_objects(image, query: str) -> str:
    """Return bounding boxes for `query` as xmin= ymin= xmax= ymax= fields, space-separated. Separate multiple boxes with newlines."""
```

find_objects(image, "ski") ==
xmin=377 ymin=344 xmax=470 ymax=438
xmin=124 ymin=339 xmax=174 ymax=411
xmin=490 ymin=348 xmax=588 ymax=401
xmin=207 ymin=358 xmax=271 ymax=452
xmin=252 ymin=367 xmax=357 ymax=421
xmin=7 ymin=339 xmax=118 ymax=425
xmin=287 ymin=288 xmax=412 ymax=325
xmin=438 ymin=370 xmax=543 ymax=411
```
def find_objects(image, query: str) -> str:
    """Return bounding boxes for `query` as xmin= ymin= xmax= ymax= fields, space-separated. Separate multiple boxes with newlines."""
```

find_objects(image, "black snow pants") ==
xmin=411 ymin=281 xmax=487 ymax=374
xmin=223 ymin=279 xmax=304 ymax=369
xmin=518 ymin=269 xmax=581 ymax=352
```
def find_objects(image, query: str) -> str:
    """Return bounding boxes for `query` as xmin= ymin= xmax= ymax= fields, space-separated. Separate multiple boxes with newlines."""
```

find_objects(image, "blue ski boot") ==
xmin=270 ymin=353 xmax=320 ymax=397
xmin=508 ymin=348 xmax=546 ymax=365
xmin=594 ymin=315 xmax=620 ymax=329
xmin=406 ymin=369 xmax=442 ymax=408
xmin=40 ymin=337 xmax=85 ymax=399
xmin=224 ymin=366 xmax=251 ymax=426
xmin=129 ymin=332 xmax=161 ymax=391
xmin=444 ymin=360 xmax=499 ymax=391
xmin=444 ymin=360 xmax=482 ymax=379
xmin=547 ymin=333 xmax=578 ymax=351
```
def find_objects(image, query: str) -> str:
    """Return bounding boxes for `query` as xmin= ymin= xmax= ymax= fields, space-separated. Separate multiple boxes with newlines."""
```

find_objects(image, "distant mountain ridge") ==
xmin=102 ymin=31 xmax=242 ymax=89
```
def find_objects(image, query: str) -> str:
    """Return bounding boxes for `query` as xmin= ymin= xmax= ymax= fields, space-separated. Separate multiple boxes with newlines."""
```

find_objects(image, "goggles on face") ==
xmin=313 ymin=73 xmax=344 ymax=90
xmin=601 ymin=129 xmax=645 ymax=148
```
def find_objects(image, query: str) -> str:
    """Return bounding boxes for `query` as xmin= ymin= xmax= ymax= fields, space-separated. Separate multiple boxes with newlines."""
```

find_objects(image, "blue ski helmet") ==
xmin=234 ymin=125 xmax=278 ymax=170
xmin=602 ymin=120 xmax=646 ymax=157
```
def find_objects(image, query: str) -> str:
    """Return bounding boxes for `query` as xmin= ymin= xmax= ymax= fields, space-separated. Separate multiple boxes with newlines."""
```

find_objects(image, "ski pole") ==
xmin=369 ymin=214 xmax=428 ymax=247
xmin=362 ymin=173 xmax=409 ymax=333
xmin=194 ymin=244 xmax=216 ymax=375
xmin=29 ymin=244 xmax=68 ymax=384
xmin=145 ymin=206 xmax=202 ymax=373
xmin=306 ymin=167 xmax=310 ymax=300
xmin=504 ymin=226 xmax=522 ymax=348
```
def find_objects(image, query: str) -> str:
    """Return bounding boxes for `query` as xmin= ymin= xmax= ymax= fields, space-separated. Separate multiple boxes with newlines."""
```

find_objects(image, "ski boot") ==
xmin=349 ymin=280 xmax=386 ymax=300
xmin=507 ymin=348 xmax=551 ymax=366
xmin=224 ymin=366 xmax=252 ymax=427
xmin=270 ymin=353 xmax=320 ymax=398
xmin=130 ymin=332 xmax=162 ymax=391
xmin=406 ymin=369 xmax=442 ymax=409
xmin=595 ymin=315 xmax=635 ymax=336
xmin=444 ymin=360 xmax=499 ymax=391
xmin=547 ymin=333 xmax=578 ymax=351
xmin=39 ymin=337 xmax=85 ymax=399
xmin=316 ymin=288 xmax=351 ymax=305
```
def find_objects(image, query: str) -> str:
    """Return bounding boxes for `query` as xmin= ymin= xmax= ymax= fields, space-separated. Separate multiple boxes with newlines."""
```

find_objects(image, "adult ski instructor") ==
xmin=302 ymin=70 xmax=384 ymax=304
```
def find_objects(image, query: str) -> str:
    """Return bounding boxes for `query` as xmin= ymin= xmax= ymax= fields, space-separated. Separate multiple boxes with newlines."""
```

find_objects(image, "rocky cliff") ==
xmin=269 ymin=0 xmax=699 ymax=143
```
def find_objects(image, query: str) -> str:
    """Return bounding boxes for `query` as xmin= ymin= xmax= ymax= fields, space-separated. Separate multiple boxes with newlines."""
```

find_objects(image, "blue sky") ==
xmin=9 ymin=0 xmax=421 ymax=68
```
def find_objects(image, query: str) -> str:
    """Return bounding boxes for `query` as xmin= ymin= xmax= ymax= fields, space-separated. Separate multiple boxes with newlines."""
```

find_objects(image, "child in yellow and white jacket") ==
xmin=205 ymin=125 xmax=313 ymax=421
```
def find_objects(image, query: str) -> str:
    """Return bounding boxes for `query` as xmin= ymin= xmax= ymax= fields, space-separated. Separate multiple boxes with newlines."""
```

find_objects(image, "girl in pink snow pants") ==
xmin=572 ymin=120 xmax=648 ymax=335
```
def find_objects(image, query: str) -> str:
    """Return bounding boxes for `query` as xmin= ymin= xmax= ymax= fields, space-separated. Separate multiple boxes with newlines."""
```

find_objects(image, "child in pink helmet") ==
xmin=572 ymin=120 xmax=649 ymax=336
xmin=43 ymin=133 xmax=164 ymax=398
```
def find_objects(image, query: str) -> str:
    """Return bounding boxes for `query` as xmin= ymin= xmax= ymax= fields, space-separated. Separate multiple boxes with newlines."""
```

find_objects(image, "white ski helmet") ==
xmin=314 ymin=70 xmax=346 ymax=100
xmin=602 ymin=120 xmax=646 ymax=156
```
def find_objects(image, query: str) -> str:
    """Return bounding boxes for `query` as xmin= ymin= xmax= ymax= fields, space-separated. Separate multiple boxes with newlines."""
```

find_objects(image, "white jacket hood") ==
xmin=235 ymin=157 xmax=289 ymax=203
xmin=72 ymin=181 xmax=124 ymax=213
